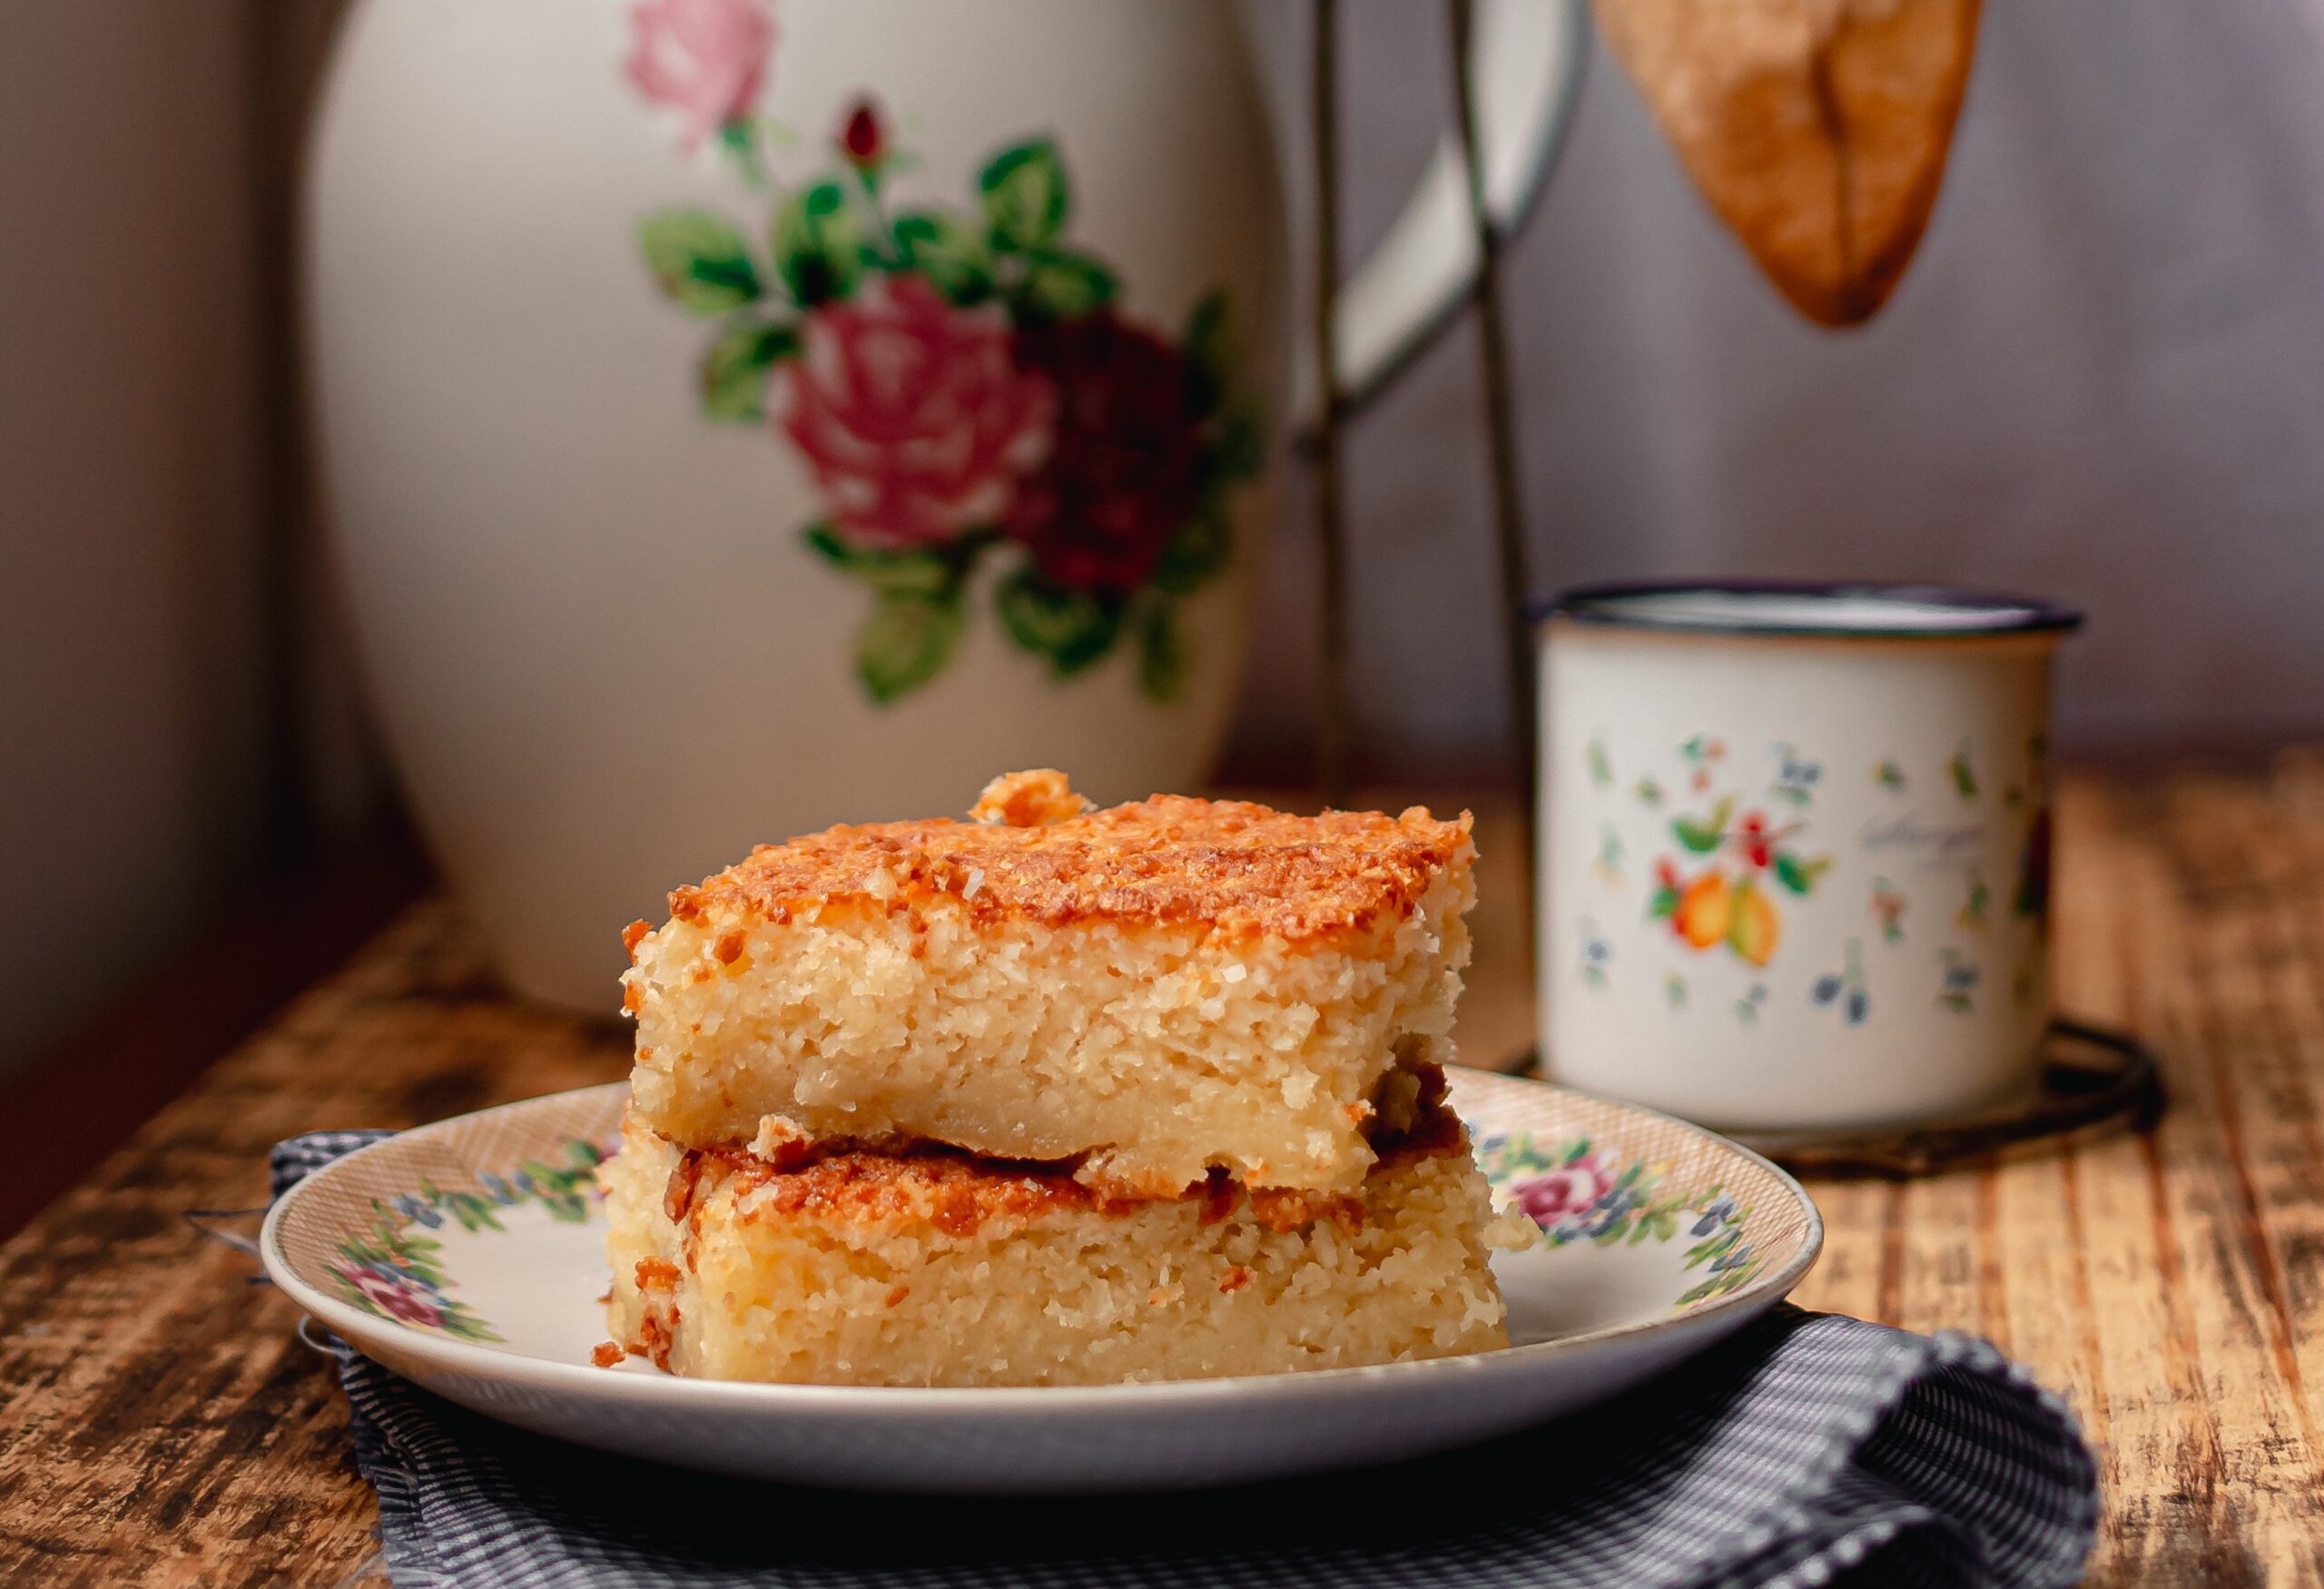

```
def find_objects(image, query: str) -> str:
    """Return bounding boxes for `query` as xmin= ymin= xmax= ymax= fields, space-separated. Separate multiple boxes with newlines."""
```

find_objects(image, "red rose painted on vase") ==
xmin=1004 ymin=311 xmax=1204 ymax=595
xmin=625 ymin=0 xmax=774 ymax=150
xmin=781 ymin=276 xmax=1054 ymax=550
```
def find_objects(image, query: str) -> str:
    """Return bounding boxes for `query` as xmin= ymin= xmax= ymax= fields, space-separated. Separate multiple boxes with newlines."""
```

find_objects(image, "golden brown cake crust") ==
xmin=660 ymin=779 xmax=1472 ymax=944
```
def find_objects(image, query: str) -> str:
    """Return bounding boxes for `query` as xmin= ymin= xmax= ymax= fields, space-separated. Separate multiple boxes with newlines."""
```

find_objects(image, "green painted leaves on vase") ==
xmin=1210 ymin=405 xmax=1267 ymax=483
xmin=803 ymin=525 xmax=965 ymax=597
xmin=1184 ymin=291 xmax=1234 ymax=403
xmin=997 ymin=565 xmax=1194 ymax=703
xmin=805 ymin=525 xmax=979 ymax=701
xmin=1017 ymin=250 xmax=1116 ymax=321
xmin=1152 ymin=505 xmax=1231 ymax=597
xmin=1136 ymin=604 xmax=1184 ymax=701
xmin=638 ymin=209 xmax=763 ymax=313
xmin=973 ymin=138 xmax=1108 ymax=322
xmin=699 ymin=319 xmax=798 ymax=419
xmin=855 ymin=590 xmax=964 ymax=704
xmin=996 ymin=567 xmax=1122 ymax=676
xmin=893 ymin=210 xmax=994 ymax=304
xmin=979 ymin=138 xmax=1069 ymax=252
xmin=1184 ymin=291 xmax=1267 ymax=483
xmin=772 ymin=180 xmax=866 ymax=306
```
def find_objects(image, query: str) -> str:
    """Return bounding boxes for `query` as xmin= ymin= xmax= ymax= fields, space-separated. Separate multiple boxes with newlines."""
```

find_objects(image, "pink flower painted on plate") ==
xmin=1512 ymin=1153 xmax=1619 ymax=1229
xmin=337 ymin=1265 xmax=445 ymax=1329
xmin=782 ymin=276 xmax=1055 ymax=549
xmin=625 ymin=0 xmax=774 ymax=149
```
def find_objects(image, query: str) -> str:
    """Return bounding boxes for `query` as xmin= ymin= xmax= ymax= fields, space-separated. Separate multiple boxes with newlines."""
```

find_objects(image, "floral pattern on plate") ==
xmin=1475 ymin=1130 xmax=1767 ymax=1308
xmin=322 ymin=1139 xmax=607 ymax=1342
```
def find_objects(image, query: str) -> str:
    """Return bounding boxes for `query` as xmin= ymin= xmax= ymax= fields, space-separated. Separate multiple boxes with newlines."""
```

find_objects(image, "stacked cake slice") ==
xmin=605 ymin=769 xmax=1520 ymax=1387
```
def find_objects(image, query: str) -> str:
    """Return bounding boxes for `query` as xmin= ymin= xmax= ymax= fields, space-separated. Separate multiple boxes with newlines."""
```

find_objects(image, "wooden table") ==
xmin=5 ymin=762 xmax=2324 ymax=1585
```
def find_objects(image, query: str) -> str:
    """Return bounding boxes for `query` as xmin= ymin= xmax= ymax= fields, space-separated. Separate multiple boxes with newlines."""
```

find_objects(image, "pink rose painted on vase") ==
xmin=783 ymin=277 xmax=1053 ymax=551
xmin=1512 ymin=1152 xmax=1619 ymax=1230
xmin=625 ymin=0 xmax=774 ymax=150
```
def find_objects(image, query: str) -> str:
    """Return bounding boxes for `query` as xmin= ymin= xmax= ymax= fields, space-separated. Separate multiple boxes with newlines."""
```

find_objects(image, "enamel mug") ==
xmin=1537 ymin=583 xmax=2083 ymax=1131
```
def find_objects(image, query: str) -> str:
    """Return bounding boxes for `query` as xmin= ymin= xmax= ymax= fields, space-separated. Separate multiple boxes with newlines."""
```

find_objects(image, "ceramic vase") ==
xmin=306 ymin=0 xmax=1582 ymax=1008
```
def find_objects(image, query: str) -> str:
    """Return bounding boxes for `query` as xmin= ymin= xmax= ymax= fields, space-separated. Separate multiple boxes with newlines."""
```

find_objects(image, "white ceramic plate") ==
xmin=262 ymin=1070 xmax=1821 ymax=1494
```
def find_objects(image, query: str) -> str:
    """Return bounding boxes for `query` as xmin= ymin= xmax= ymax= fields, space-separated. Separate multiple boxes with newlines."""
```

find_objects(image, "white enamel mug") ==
xmin=1537 ymin=583 xmax=2083 ymax=1131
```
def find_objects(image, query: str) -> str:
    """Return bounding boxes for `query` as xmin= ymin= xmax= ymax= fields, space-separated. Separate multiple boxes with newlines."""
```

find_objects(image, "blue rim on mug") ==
xmin=1531 ymin=580 xmax=2084 ymax=640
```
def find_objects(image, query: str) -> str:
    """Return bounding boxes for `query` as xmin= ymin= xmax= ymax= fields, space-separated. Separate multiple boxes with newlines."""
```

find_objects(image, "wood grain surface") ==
xmin=3 ymin=765 xmax=2322 ymax=1584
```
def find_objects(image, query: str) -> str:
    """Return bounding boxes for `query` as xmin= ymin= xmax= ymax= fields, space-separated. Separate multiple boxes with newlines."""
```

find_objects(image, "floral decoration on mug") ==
xmin=625 ymin=0 xmax=1265 ymax=703
xmin=1646 ymin=796 xmax=1831 ymax=970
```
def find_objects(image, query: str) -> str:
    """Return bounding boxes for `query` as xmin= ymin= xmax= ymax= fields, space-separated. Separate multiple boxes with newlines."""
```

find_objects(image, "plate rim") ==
xmin=261 ymin=1071 xmax=1824 ymax=1414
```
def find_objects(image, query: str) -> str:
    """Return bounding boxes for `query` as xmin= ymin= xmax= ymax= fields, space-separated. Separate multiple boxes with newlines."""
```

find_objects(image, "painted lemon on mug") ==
xmin=1727 ymin=877 xmax=1780 ymax=967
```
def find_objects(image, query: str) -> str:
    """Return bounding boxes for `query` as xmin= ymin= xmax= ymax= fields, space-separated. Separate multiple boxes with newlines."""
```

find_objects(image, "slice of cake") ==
xmin=601 ymin=1071 xmax=1514 ymax=1387
xmin=621 ymin=771 xmax=1475 ymax=1196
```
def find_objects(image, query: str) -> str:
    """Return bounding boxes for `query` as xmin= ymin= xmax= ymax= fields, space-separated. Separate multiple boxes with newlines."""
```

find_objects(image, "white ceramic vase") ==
xmin=307 ymin=0 xmax=1582 ymax=1010
xmin=1538 ymin=584 xmax=2082 ymax=1131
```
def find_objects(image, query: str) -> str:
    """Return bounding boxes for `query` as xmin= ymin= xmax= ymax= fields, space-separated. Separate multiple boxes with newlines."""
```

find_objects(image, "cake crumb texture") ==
xmin=601 ymin=1109 xmax=1511 ymax=1387
xmin=625 ymin=773 xmax=1477 ymax=1193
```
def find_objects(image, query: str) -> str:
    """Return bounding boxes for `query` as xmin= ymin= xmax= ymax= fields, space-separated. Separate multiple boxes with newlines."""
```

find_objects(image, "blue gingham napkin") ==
xmin=275 ymin=1132 xmax=2098 ymax=1589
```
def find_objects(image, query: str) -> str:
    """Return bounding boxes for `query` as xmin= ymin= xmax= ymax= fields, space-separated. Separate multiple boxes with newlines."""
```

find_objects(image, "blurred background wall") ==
xmin=5 ymin=0 xmax=2322 ymax=1082
xmin=2 ymin=3 xmax=270 ymax=1076
xmin=0 ymin=0 xmax=369 ymax=1084
xmin=1226 ymin=0 xmax=2324 ymax=778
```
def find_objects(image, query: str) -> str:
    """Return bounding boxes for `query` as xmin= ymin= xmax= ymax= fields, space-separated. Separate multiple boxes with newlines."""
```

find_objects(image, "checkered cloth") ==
xmin=274 ymin=1133 xmax=2098 ymax=1589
